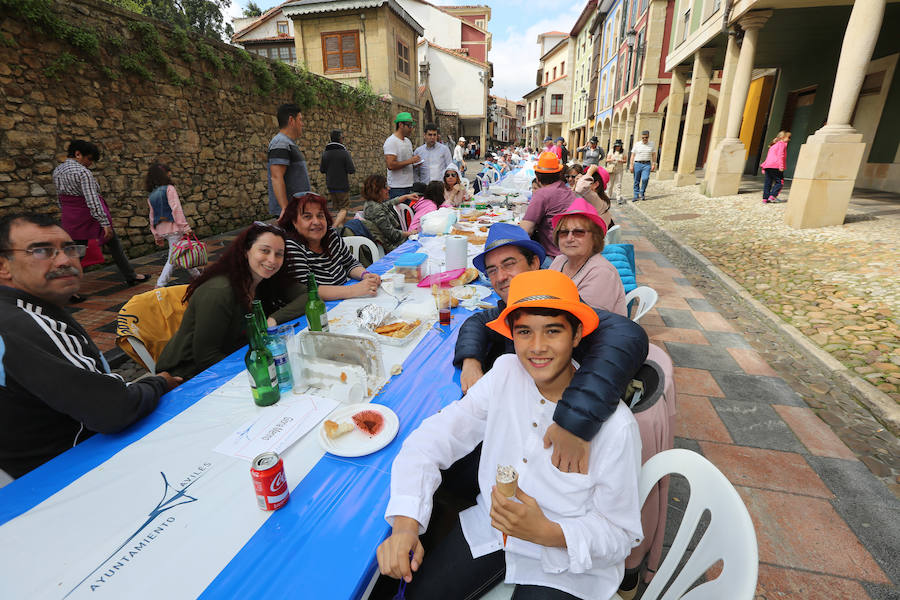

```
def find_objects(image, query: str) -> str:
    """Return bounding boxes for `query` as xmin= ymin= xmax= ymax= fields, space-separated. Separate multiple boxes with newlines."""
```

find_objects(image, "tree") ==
xmin=243 ymin=1 xmax=262 ymax=17
xmin=105 ymin=0 xmax=234 ymax=40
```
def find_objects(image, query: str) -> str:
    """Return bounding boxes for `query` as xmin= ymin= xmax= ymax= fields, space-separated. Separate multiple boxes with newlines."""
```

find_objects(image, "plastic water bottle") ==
xmin=266 ymin=325 xmax=293 ymax=394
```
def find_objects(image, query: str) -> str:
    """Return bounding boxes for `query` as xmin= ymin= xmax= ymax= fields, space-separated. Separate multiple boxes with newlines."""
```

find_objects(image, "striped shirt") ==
xmin=51 ymin=159 xmax=110 ymax=226
xmin=630 ymin=141 xmax=655 ymax=162
xmin=284 ymin=230 xmax=362 ymax=287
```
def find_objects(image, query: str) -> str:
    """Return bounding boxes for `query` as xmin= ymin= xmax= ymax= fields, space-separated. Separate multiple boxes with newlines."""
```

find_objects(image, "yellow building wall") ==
xmin=292 ymin=6 xmax=418 ymax=109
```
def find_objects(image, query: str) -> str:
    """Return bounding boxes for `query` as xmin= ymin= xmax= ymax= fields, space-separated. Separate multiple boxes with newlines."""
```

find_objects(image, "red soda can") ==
xmin=251 ymin=451 xmax=290 ymax=511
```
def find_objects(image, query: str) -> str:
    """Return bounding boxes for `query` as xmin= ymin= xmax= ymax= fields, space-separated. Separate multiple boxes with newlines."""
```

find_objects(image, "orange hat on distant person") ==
xmin=534 ymin=151 xmax=563 ymax=174
xmin=487 ymin=270 xmax=599 ymax=339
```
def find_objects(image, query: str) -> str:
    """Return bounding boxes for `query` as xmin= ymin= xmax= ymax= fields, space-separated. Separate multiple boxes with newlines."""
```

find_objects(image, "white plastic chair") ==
xmin=344 ymin=236 xmax=383 ymax=262
xmin=606 ymin=223 xmax=622 ymax=244
xmin=625 ymin=286 xmax=658 ymax=323
xmin=481 ymin=449 xmax=758 ymax=600
xmin=394 ymin=203 xmax=414 ymax=232
xmin=635 ymin=449 xmax=758 ymax=599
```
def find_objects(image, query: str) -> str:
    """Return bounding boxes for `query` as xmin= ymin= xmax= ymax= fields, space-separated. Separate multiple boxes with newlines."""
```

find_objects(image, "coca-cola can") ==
xmin=251 ymin=451 xmax=290 ymax=511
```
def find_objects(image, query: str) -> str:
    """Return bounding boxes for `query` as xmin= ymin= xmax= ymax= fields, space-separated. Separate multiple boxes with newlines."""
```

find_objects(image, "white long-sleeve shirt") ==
xmin=386 ymin=354 xmax=643 ymax=600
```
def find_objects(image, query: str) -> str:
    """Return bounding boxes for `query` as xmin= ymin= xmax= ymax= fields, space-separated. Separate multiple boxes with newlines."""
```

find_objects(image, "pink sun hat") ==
xmin=551 ymin=197 xmax=608 ymax=235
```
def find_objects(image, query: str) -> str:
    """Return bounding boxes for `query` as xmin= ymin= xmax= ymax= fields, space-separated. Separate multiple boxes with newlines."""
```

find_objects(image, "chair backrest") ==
xmin=344 ymin=236 xmax=382 ymax=262
xmin=625 ymin=285 xmax=658 ymax=322
xmin=606 ymin=223 xmax=622 ymax=245
xmin=394 ymin=203 xmax=414 ymax=231
xmin=638 ymin=449 xmax=758 ymax=600
xmin=115 ymin=285 xmax=189 ymax=372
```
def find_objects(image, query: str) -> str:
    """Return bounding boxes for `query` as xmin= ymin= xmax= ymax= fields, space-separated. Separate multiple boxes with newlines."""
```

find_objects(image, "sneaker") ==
xmin=768 ymin=196 xmax=777 ymax=203
xmin=762 ymin=197 xmax=769 ymax=203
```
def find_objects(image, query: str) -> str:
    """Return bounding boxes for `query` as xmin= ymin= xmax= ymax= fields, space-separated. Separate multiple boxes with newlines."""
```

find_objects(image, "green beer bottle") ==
xmin=305 ymin=273 xmax=329 ymax=332
xmin=251 ymin=299 xmax=269 ymax=344
xmin=244 ymin=314 xmax=280 ymax=406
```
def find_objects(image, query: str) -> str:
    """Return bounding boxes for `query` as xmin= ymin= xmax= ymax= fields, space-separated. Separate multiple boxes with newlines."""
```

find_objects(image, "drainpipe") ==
xmin=360 ymin=12 xmax=370 ymax=83
xmin=722 ymin=0 xmax=734 ymax=33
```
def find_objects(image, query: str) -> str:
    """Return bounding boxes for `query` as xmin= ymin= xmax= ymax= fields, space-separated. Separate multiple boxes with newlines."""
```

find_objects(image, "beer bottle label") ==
xmin=268 ymin=363 xmax=278 ymax=387
xmin=319 ymin=313 xmax=329 ymax=332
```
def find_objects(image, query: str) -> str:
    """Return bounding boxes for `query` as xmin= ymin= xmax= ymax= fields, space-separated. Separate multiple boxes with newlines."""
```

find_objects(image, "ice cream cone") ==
xmin=496 ymin=465 xmax=518 ymax=547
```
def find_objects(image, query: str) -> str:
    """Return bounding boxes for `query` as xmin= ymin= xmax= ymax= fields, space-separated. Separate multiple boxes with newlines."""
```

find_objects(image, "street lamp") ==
xmin=625 ymin=28 xmax=637 ymax=49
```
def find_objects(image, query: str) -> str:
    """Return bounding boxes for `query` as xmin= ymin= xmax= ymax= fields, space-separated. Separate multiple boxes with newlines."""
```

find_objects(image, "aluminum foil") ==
xmin=355 ymin=304 xmax=390 ymax=331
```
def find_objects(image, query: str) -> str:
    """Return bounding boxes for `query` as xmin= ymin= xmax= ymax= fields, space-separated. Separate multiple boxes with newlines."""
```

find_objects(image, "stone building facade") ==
xmin=0 ymin=0 xmax=391 ymax=257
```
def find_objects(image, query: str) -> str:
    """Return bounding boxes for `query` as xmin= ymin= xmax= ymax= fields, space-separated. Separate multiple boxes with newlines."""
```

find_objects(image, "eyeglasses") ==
xmin=565 ymin=174 xmax=578 ymax=180
xmin=253 ymin=221 xmax=284 ymax=232
xmin=4 ymin=244 xmax=86 ymax=260
xmin=444 ymin=173 xmax=458 ymax=178
xmin=484 ymin=256 xmax=522 ymax=279
xmin=557 ymin=228 xmax=588 ymax=239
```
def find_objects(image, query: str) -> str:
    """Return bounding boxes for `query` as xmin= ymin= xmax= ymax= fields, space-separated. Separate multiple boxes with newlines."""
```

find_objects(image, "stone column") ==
xmin=657 ymin=66 xmax=687 ymax=180
xmin=704 ymin=11 xmax=771 ymax=197
xmin=675 ymin=49 xmax=714 ymax=186
xmin=785 ymin=0 xmax=886 ymax=228
xmin=599 ymin=121 xmax=611 ymax=155
xmin=708 ymin=32 xmax=739 ymax=154
xmin=623 ymin=113 xmax=635 ymax=155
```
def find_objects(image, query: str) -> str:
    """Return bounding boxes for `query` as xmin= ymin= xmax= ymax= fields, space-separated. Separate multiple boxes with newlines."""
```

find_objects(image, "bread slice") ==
xmin=324 ymin=419 xmax=354 ymax=439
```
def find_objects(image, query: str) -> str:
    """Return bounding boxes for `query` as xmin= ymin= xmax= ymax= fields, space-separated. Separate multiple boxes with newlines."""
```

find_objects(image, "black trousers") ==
xmin=75 ymin=232 xmax=136 ymax=282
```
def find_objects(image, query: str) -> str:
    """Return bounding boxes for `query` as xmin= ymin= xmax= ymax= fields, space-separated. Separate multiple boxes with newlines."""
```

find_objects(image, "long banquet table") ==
xmin=0 ymin=240 xmax=485 ymax=600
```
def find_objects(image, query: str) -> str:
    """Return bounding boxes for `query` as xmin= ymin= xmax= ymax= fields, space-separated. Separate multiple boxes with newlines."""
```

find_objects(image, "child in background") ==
xmin=146 ymin=162 xmax=200 ymax=287
xmin=760 ymin=131 xmax=791 ymax=204
xmin=408 ymin=181 xmax=445 ymax=233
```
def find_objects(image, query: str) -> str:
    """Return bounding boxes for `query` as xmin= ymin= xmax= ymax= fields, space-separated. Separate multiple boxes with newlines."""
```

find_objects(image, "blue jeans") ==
xmin=633 ymin=161 xmax=651 ymax=199
xmin=389 ymin=186 xmax=412 ymax=199
xmin=762 ymin=169 xmax=784 ymax=199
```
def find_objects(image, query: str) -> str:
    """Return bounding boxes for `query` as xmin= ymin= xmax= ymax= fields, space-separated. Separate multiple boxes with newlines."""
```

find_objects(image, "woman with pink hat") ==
xmin=550 ymin=197 xmax=627 ymax=315
xmin=574 ymin=165 xmax=613 ymax=229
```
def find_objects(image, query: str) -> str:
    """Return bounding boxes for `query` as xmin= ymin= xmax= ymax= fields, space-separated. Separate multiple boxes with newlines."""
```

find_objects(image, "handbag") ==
xmin=170 ymin=233 xmax=208 ymax=269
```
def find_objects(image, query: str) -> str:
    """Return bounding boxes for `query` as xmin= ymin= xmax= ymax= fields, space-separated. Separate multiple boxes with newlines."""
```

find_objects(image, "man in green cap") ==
xmin=383 ymin=112 xmax=423 ymax=199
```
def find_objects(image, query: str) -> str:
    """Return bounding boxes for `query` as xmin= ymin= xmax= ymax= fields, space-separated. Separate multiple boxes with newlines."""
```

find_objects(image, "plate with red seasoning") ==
xmin=318 ymin=403 xmax=400 ymax=457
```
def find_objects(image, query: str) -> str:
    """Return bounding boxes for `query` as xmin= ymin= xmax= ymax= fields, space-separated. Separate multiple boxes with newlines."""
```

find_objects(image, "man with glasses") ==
xmin=384 ymin=112 xmax=423 ymax=199
xmin=0 ymin=213 xmax=181 ymax=479
xmin=452 ymin=223 xmax=648 ymax=476
xmin=52 ymin=139 xmax=149 ymax=299
xmin=629 ymin=130 xmax=656 ymax=202
xmin=413 ymin=123 xmax=453 ymax=184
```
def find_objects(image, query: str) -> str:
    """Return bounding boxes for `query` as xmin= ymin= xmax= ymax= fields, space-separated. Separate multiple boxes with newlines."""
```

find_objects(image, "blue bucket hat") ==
xmin=472 ymin=223 xmax=547 ymax=274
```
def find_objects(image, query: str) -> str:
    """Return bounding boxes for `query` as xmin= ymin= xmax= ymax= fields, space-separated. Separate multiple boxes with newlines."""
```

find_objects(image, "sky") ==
xmin=231 ymin=0 xmax=585 ymax=101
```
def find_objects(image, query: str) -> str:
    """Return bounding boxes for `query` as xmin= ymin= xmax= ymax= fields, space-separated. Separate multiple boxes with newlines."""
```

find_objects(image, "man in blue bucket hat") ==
xmin=453 ymin=222 xmax=648 ymax=475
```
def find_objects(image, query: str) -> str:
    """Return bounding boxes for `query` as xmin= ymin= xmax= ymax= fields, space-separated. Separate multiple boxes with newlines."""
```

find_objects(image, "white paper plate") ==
xmin=318 ymin=403 xmax=399 ymax=457
xmin=451 ymin=284 xmax=491 ymax=301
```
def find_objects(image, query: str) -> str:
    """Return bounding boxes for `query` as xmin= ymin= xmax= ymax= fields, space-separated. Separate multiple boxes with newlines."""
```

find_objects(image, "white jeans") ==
xmin=608 ymin=169 xmax=624 ymax=202
xmin=157 ymin=232 xmax=201 ymax=287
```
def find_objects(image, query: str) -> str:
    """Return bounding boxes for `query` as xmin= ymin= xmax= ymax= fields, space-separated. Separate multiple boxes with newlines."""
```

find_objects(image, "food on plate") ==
xmin=450 ymin=267 xmax=479 ymax=287
xmin=390 ymin=364 xmax=403 ymax=375
xmin=375 ymin=319 xmax=421 ymax=338
xmin=324 ymin=419 xmax=354 ymax=439
xmin=352 ymin=409 xmax=384 ymax=436
xmin=450 ymin=227 xmax=488 ymax=245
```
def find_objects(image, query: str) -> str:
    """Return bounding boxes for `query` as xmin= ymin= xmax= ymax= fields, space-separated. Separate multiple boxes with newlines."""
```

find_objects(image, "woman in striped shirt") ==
xmin=278 ymin=193 xmax=381 ymax=300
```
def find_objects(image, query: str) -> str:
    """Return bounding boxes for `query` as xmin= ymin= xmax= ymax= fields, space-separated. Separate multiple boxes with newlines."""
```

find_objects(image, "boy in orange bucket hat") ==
xmin=377 ymin=269 xmax=643 ymax=600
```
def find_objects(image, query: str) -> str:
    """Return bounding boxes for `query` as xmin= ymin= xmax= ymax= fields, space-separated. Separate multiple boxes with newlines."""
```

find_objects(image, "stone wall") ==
xmin=0 ymin=0 xmax=392 ymax=256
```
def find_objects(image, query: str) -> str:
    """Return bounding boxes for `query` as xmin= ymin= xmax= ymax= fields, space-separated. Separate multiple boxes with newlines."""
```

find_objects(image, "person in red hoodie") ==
xmin=759 ymin=131 xmax=791 ymax=203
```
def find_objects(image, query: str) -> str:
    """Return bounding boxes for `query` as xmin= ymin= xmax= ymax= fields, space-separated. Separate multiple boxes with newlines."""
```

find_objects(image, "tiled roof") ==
xmin=282 ymin=0 xmax=424 ymax=35
xmin=418 ymin=39 xmax=488 ymax=68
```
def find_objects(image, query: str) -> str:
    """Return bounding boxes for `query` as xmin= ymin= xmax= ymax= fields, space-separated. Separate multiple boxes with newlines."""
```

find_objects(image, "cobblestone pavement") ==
xmin=633 ymin=178 xmax=900 ymax=407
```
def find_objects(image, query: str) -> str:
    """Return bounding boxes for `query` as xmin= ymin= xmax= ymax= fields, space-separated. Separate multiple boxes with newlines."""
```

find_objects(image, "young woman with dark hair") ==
xmin=277 ymin=192 xmax=380 ymax=300
xmin=145 ymin=162 xmax=199 ymax=287
xmin=155 ymin=222 xmax=308 ymax=380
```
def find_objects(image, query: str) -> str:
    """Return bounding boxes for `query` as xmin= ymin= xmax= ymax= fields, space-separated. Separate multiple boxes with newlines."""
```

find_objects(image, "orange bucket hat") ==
xmin=487 ymin=270 xmax=599 ymax=339
xmin=533 ymin=151 xmax=563 ymax=174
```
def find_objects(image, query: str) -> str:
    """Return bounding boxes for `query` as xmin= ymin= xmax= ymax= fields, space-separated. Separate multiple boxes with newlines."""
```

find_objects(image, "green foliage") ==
xmin=43 ymin=51 xmax=78 ymax=80
xmin=165 ymin=62 xmax=188 ymax=86
xmin=248 ymin=55 xmax=274 ymax=94
xmin=242 ymin=1 xmax=262 ymax=18
xmin=106 ymin=34 xmax=124 ymax=51
xmin=197 ymin=42 xmax=222 ymax=71
xmin=4 ymin=0 xmax=99 ymax=56
xmin=221 ymin=53 xmax=238 ymax=76
xmin=0 ymin=31 xmax=16 ymax=47
xmin=169 ymin=26 xmax=194 ymax=62
xmin=120 ymin=53 xmax=153 ymax=80
xmin=101 ymin=65 xmax=119 ymax=80
xmin=233 ymin=84 xmax=244 ymax=93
